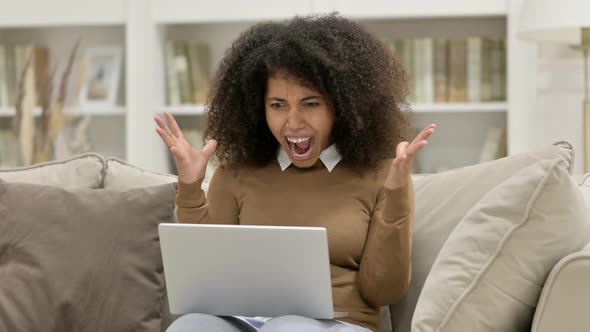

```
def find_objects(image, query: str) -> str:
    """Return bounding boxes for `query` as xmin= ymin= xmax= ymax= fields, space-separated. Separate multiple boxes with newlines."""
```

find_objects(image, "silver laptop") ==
xmin=158 ymin=223 xmax=348 ymax=319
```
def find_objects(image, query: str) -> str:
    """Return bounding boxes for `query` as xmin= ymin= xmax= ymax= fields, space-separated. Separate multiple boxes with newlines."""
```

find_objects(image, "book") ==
xmin=174 ymin=42 xmax=192 ymax=104
xmin=165 ymin=41 xmax=181 ymax=105
xmin=0 ymin=45 xmax=7 ymax=107
xmin=447 ymin=39 xmax=467 ymax=102
xmin=491 ymin=39 xmax=507 ymax=101
xmin=187 ymin=43 xmax=210 ymax=105
xmin=387 ymin=36 xmax=506 ymax=105
xmin=165 ymin=41 xmax=211 ymax=106
xmin=433 ymin=39 xmax=448 ymax=103
xmin=480 ymin=38 xmax=494 ymax=102
xmin=467 ymin=37 xmax=482 ymax=102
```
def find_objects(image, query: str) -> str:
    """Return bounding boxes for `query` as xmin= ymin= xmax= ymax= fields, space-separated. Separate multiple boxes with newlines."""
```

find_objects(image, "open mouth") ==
xmin=286 ymin=136 xmax=314 ymax=160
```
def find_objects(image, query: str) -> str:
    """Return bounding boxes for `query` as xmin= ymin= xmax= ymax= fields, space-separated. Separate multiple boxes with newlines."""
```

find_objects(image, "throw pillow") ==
xmin=103 ymin=157 xmax=177 ymax=191
xmin=389 ymin=142 xmax=574 ymax=332
xmin=411 ymin=158 xmax=590 ymax=331
xmin=0 ymin=153 xmax=104 ymax=188
xmin=0 ymin=180 xmax=176 ymax=332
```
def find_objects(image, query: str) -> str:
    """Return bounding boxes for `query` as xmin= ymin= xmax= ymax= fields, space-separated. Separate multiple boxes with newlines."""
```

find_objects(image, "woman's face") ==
xmin=265 ymin=71 xmax=335 ymax=169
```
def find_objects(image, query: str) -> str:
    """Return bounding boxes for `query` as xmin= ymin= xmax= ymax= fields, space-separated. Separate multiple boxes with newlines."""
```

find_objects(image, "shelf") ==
xmin=0 ymin=106 xmax=126 ymax=117
xmin=152 ymin=0 xmax=507 ymax=24
xmin=152 ymin=0 xmax=313 ymax=24
xmin=156 ymin=103 xmax=507 ymax=116
xmin=161 ymin=105 xmax=208 ymax=116
xmin=332 ymin=0 xmax=507 ymax=20
xmin=409 ymin=102 xmax=507 ymax=113
xmin=0 ymin=0 xmax=126 ymax=27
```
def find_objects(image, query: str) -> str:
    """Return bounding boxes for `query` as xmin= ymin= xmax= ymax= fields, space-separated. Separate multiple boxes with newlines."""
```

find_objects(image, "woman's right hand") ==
xmin=154 ymin=112 xmax=217 ymax=184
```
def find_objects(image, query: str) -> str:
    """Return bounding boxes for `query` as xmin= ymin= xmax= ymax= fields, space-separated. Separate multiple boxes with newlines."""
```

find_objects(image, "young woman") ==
xmin=155 ymin=13 xmax=435 ymax=332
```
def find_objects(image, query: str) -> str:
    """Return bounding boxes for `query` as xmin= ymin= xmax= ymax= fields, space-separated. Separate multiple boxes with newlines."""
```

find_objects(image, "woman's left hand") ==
xmin=384 ymin=124 xmax=436 ymax=190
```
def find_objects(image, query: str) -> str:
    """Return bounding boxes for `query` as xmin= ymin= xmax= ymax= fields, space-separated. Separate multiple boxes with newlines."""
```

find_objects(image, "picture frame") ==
xmin=79 ymin=46 xmax=122 ymax=107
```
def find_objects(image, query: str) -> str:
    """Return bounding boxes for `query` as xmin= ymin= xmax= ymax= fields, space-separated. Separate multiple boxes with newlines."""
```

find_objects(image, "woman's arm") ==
xmin=176 ymin=166 xmax=240 ymax=225
xmin=358 ymin=180 xmax=414 ymax=307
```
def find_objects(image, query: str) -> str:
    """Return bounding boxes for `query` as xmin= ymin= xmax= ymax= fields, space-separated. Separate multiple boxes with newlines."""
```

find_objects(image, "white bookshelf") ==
xmin=162 ymin=105 xmax=208 ymax=116
xmin=152 ymin=0 xmax=314 ymax=23
xmin=0 ymin=0 xmax=538 ymax=174
xmin=0 ymin=106 xmax=126 ymax=117
xmin=0 ymin=0 xmax=126 ymax=27
xmin=328 ymin=0 xmax=507 ymax=19
xmin=0 ymin=22 xmax=127 ymax=160
xmin=411 ymin=102 xmax=507 ymax=113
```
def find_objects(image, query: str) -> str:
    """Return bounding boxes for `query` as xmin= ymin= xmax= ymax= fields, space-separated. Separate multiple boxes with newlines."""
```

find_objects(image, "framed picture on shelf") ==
xmin=79 ymin=46 xmax=122 ymax=108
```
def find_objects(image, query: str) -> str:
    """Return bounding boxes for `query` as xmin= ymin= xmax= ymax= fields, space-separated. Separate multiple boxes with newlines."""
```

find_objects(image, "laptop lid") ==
xmin=158 ymin=223 xmax=335 ymax=319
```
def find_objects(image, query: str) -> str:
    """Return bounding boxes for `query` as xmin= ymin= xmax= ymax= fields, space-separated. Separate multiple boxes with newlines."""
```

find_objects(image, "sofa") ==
xmin=0 ymin=141 xmax=589 ymax=332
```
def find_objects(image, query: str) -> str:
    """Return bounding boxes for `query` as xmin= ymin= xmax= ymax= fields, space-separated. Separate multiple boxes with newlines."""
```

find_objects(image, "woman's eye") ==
xmin=303 ymin=102 xmax=320 ymax=108
xmin=271 ymin=103 xmax=286 ymax=109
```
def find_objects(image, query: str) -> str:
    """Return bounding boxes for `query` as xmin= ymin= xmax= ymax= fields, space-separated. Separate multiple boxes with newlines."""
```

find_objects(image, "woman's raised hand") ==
xmin=384 ymin=124 xmax=436 ymax=190
xmin=154 ymin=112 xmax=217 ymax=184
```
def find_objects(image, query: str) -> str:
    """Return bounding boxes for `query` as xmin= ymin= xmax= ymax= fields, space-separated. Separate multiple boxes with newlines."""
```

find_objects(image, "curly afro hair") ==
xmin=205 ymin=13 xmax=410 ymax=170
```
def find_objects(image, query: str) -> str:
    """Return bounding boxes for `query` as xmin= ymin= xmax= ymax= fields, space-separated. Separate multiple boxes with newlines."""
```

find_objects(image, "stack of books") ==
xmin=387 ymin=37 xmax=506 ymax=104
xmin=165 ymin=41 xmax=211 ymax=106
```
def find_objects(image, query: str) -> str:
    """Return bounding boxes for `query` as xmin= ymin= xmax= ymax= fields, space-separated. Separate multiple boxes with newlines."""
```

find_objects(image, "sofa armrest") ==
xmin=531 ymin=242 xmax=590 ymax=332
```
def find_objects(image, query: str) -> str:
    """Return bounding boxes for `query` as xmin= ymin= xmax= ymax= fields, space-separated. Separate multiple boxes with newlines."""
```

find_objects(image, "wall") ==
xmin=534 ymin=43 xmax=586 ymax=174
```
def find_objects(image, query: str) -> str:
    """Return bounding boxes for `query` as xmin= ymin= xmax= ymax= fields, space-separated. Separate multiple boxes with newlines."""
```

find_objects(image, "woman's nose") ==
xmin=286 ymin=108 xmax=305 ymax=130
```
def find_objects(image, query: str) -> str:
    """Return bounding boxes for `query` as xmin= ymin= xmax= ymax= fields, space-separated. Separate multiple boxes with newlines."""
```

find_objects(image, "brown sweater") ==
xmin=176 ymin=159 xmax=414 ymax=332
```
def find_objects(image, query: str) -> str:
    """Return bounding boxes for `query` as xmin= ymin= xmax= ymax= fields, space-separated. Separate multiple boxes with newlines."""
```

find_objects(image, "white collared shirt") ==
xmin=277 ymin=144 xmax=343 ymax=172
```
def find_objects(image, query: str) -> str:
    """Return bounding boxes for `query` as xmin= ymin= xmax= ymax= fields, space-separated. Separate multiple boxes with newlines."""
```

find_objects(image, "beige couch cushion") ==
xmin=412 ymin=158 xmax=590 ymax=331
xmin=576 ymin=174 xmax=590 ymax=211
xmin=390 ymin=142 xmax=574 ymax=332
xmin=0 ymin=153 xmax=104 ymax=189
xmin=103 ymin=157 xmax=212 ymax=195
xmin=531 ymin=242 xmax=590 ymax=332
xmin=0 ymin=180 xmax=176 ymax=332
xmin=103 ymin=158 xmax=177 ymax=190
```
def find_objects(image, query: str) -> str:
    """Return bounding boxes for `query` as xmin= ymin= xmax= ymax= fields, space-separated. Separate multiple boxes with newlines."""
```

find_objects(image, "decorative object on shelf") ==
xmin=0 ymin=44 xmax=49 ymax=108
xmin=54 ymin=115 xmax=92 ymax=160
xmin=519 ymin=0 xmax=590 ymax=171
xmin=79 ymin=46 xmax=122 ymax=108
xmin=13 ymin=41 xmax=80 ymax=166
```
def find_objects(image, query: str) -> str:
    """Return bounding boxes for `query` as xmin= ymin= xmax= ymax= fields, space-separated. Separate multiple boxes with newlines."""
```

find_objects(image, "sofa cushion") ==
xmin=103 ymin=157 xmax=212 ymax=194
xmin=531 ymin=243 xmax=590 ymax=332
xmin=103 ymin=157 xmax=177 ymax=190
xmin=412 ymin=158 xmax=590 ymax=331
xmin=389 ymin=142 xmax=574 ymax=332
xmin=0 ymin=180 xmax=176 ymax=332
xmin=576 ymin=173 xmax=590 ymax=212
xmin=0 ymin=153 xmax=104 ymax=189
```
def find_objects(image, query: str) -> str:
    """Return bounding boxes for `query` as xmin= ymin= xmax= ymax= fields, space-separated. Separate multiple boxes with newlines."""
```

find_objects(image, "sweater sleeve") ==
xmin=358 ymin=178 xmax=414 ymax=308
xmin=176 ymin=166 xmax=240 ymax=225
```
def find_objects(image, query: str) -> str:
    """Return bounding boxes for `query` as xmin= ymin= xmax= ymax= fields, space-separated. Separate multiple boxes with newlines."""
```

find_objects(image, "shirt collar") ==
xmin=277 ymin=144 xmax=342 ymax=172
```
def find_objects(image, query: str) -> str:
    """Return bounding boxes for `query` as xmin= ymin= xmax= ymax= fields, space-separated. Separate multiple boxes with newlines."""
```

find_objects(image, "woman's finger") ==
xmin=393 ymin=153 xmax=407 ymax=166
xmin=405 ymin=140 xmax=428 ymax=157
xmin=411 ymin=124 xmax=436 ymax=145
xmin=154 ymin=115 xmax=175 ymax=139
xmin=164 ymin=112 xmax=185 ymax=139
xmin=155 ymin=127 xmax=177 ymax=149
xmin=396 ymin=141 xmax=410 ymax=158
